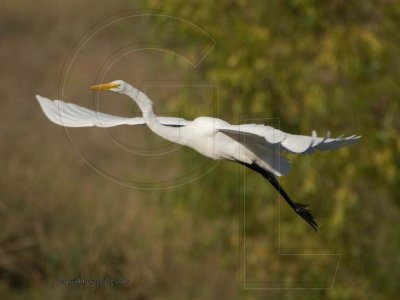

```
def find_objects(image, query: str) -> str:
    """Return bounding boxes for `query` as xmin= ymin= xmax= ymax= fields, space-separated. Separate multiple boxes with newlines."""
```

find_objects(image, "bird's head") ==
xmin=90 ymin=80 xmax=128 ymax=94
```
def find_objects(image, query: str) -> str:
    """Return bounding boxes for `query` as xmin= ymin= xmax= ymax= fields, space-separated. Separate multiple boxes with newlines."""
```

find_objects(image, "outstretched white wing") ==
xmin=36 ymin=95 xmax=191 ymax=128
xmin=218 ymin=123 xmax=360 ymax=155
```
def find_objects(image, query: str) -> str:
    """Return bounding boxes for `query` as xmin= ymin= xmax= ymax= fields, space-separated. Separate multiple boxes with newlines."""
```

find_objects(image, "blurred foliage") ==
xmin=147 ymin=0 xmax=400 ymax=298
xmin=1 ymin=0 xmax=399 ymax=299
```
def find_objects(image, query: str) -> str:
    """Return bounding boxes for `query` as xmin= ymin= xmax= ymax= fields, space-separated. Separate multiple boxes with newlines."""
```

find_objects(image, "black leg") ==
xmin=237 ymin=161 xmax=318 ymax=231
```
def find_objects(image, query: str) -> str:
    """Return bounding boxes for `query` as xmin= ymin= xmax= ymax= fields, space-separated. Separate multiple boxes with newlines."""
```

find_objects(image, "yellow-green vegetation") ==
xmin=1 ymin=0 xmax=399 ymax=299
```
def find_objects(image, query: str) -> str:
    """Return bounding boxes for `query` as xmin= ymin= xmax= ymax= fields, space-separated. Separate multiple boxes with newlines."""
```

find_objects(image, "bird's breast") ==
xmin=179 ymin=117 xmax=237 ymax=160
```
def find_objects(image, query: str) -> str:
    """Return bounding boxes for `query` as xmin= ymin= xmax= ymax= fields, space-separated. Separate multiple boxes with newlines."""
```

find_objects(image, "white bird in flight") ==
xmin=37 ymin=80 xmax=360 ymax=230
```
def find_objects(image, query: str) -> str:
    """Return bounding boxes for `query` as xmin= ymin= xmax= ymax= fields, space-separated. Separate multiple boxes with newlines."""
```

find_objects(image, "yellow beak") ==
xmin=90 ymin=82 xmax=120 ymax=90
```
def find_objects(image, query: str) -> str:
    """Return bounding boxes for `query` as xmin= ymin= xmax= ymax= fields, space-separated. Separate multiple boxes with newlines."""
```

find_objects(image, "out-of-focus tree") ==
xmin=147 ymin=0 xmax=400 ymax=298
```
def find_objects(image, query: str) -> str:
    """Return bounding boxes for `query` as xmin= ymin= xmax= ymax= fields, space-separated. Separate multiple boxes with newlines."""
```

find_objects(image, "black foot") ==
xmin=293 ymin=203 xmax=318 ymax=231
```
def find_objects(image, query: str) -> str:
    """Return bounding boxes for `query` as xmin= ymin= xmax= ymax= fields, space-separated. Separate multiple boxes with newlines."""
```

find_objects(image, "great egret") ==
xmin=36 ymin=80 xmax=360 ymax=230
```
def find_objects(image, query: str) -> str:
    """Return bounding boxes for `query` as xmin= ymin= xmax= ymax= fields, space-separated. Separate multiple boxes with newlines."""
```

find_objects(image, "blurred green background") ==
xmin=1 ymin=0 xmax=399 ymax=299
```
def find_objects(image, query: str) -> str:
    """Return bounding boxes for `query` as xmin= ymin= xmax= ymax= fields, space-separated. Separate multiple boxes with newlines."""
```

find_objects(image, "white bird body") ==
xmin=177 ymin=117 xmax=232 ymax=159
xmin=37 ymin=80 xmax=361 ymax=230
xmin=179 ymin=117 xmax=279 ymax=175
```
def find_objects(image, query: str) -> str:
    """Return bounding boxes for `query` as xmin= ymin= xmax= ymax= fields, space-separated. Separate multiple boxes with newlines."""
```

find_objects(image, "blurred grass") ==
xmin=1 ymin=0 xmax=400 ymax=299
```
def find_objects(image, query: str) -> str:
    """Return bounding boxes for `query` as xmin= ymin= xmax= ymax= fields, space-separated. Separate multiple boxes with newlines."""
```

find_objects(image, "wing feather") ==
xmin=218 ymin=124 xmax=360 ymax=155
xmin=218 ymin=124 xmax=359 ymax=176
xmin=36 ymin=95 xmax=190 ymax=128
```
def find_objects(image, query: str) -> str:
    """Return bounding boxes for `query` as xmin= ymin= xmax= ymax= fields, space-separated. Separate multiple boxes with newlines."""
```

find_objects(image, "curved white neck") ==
xmin=125 ymin=85 xmax=182 ymax=143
